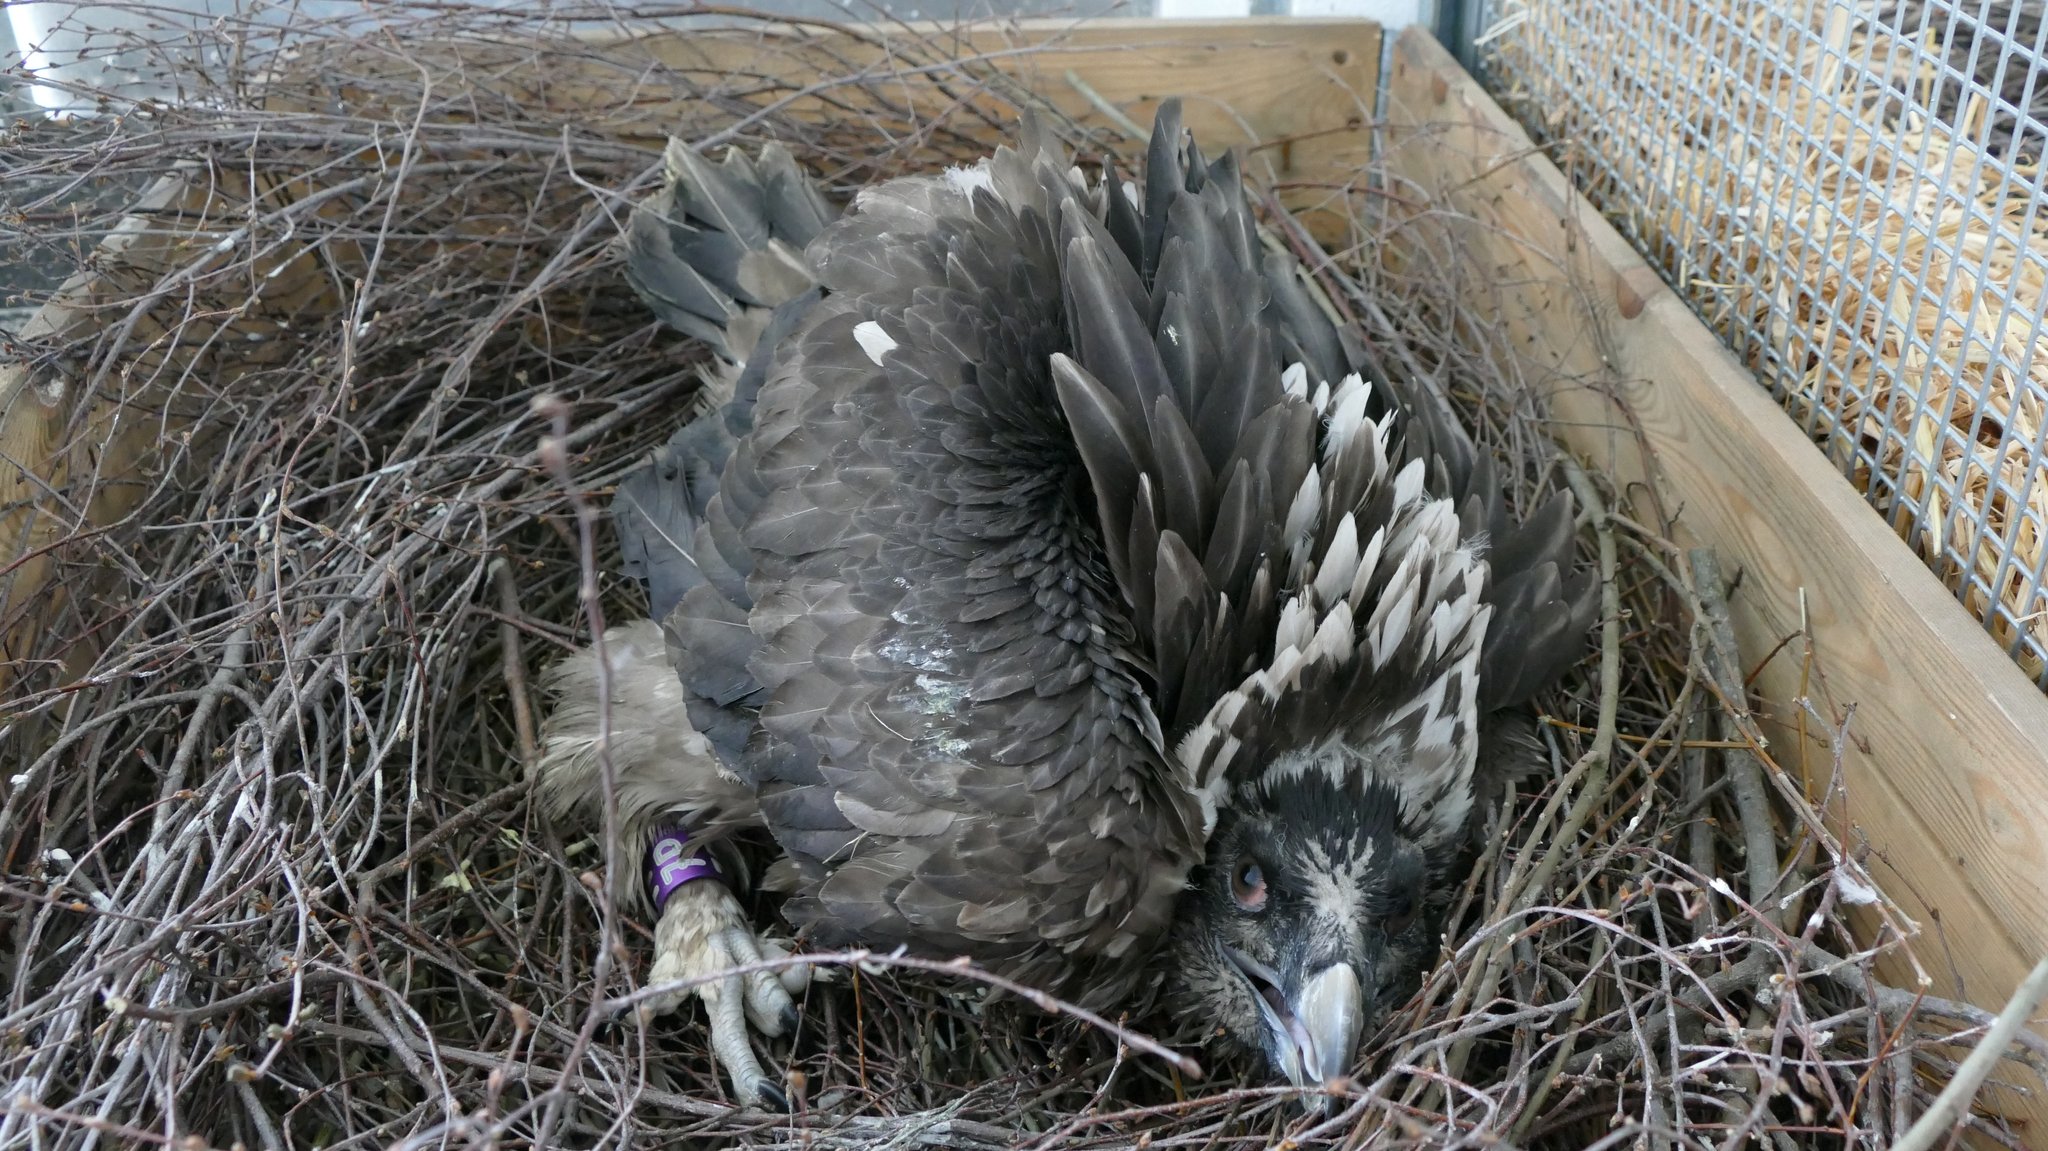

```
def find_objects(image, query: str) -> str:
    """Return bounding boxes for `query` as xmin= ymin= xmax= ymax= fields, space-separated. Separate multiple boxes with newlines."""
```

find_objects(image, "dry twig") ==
xmin=0 ymin=5 xmax=2035 ymax=1148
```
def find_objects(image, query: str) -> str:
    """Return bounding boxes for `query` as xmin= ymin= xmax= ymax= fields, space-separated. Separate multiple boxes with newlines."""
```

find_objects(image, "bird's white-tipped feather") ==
xmin=1173 ymin=364 xmax=1499 ymax=852
xmin=1275 ymin=594 xmax=1316 ymax=654
xmin=1325 ymin=380 xmax=1370 ymax=461
xmin=1306 ymin=600 xmax=1355 ymax=667
xmin=1392 ymin=456 xmax=1427 ymax=508
xmin=1349 ymin=525 xmax=1388 ymax=610
xmin=1313 ymin=512 xmax=1360 ymax=605
xmin=1284 ymin=466 xmax=1323 ymax=570
xmin=1282 ymin=361 xmax=1309 ymax=400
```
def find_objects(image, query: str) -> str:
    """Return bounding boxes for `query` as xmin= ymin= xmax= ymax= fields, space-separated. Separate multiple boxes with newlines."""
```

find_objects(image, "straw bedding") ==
xmin=1 ymin=7 xmax=2041 ymax=1148
xmin=1479 ymin=0 xmax=2048 ymax=683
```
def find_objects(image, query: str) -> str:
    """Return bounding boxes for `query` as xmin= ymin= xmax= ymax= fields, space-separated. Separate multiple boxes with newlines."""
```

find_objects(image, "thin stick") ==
xmin=605 ymin=948 xmax=1202 ymax=1077
xmin=1063 ymin=70 xmax=1147 ymax=141
xmin=492 ymin=554 xmax=539 ymax=767
xmin=1438 ymin=455 xmax=1620 ymax=1087
xmin=1892 ymin=958 xmax=2048 ymax=1151
xmin=1689 ymin=548 xmax=1781 ymax=914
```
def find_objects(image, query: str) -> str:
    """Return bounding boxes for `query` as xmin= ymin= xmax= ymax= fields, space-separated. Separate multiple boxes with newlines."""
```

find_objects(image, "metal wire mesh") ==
xmin=1471 ymin=0 xmax=2048 ymax=687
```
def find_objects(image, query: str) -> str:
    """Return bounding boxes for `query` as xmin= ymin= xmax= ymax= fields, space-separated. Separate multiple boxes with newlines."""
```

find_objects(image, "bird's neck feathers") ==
xmin=1254 ymin=731 xmax=1476 ymax=859
xmin=1174 ymin=381 xmax=1494 ymax=850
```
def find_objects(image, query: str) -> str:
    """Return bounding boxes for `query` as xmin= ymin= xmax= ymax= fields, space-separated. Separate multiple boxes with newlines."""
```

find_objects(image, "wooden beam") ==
xmin=1378 ymin=25 xmax=2048 ymax=1134
xmin=278 ymin=19 xmax=1379 ymax=238
xmin=0 ymin=168 xmax=341 ymax=697
xmin=632 ymin=18 xmax=1381 ymax=208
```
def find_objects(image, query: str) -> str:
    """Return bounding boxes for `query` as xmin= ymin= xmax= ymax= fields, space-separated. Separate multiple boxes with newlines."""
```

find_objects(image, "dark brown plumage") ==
xmin=535 ymin=103 xmax=1596 ymax=1109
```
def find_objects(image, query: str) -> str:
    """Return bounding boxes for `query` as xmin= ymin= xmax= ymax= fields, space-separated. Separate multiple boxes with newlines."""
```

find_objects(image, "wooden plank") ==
xmin=1378 ymin=25 xmax=2048 ymax=1134
xmin=0 ymin=168 xmax=341 ymax=697
xmin=623 ymin=18 xmax=1382 ymax=238
xmin=278 ymin=19 xmax=1379 ymax=240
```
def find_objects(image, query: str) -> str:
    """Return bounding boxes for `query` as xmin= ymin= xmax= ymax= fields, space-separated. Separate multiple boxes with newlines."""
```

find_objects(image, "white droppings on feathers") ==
xmin=853 ymin=321 xmax=898 ymax=365
xmin=1282 ymin=362 xmax=1308 ymax=400
xmin=1314 ymin=512 xmax=1360 ymax=605
xmin=1165 ymin=323 xmax=1182 ymax=347
xmin=879 ymin=632 xmax=957 ymax=675
xmin=912 ymin=673 xmax=967 ymax=717
xmin=943 ymin=162 xmax=995 ymax=194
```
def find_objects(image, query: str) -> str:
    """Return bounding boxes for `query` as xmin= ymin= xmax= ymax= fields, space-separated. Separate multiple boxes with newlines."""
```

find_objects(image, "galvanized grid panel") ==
xmin=1472 ymin=0 xmax=2048 ymax=687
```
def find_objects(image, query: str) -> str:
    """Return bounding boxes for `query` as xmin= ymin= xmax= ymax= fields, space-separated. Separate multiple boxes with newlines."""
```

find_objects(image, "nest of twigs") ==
xmin=2 ymin=6 xmax=2042 ymax=1149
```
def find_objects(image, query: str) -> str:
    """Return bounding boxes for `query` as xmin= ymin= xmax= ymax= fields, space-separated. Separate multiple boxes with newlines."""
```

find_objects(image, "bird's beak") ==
xmin=1226 ymin=949 xmax=1364 ymax=1103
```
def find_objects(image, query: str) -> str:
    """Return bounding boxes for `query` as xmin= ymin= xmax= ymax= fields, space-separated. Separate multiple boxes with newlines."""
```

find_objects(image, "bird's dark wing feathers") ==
xmin=604 ymin=103 xmax=1596 ymax=994
xmin=712 ymin=124 xmax=1217 ymax=1000
xmin=624 ymin=139 xmax=830 ymax=359
xmin=614 ymin=140 xmax=830 ymax=763
xmin=1077 ymin=105 xmax=1598 ymax=846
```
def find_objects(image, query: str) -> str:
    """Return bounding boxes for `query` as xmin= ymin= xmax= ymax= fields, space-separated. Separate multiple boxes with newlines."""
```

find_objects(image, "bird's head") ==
xmin=1165 ymin=766 xmax=1447 ymax=1102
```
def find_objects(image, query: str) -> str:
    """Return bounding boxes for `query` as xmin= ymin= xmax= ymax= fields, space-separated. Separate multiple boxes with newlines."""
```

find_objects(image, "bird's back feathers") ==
xmin=592 ymin=104 xmax=1597 ymax=1002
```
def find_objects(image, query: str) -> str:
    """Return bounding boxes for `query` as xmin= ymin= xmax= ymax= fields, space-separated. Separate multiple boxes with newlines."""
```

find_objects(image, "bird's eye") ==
xmin=1383 ymin=891 xmax=1419 ymax=936
xmin=1229 ymin=860 xmax=1267 ymax=912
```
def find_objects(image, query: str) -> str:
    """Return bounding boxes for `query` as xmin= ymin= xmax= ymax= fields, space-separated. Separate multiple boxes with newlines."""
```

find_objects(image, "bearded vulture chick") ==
xmin=534 ymin=102 xmax=1597 ymax=1110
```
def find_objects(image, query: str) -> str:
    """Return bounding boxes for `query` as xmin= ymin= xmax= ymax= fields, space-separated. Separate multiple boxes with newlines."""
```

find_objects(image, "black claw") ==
xmin=778 ymin=1003 xmax=800 ymax=1036
xmin=753 ymin=1079 xmax=791 ymax=1112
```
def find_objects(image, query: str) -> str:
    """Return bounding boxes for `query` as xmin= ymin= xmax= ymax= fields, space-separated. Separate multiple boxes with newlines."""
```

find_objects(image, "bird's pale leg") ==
xmin=639 ymin=828 xmax=810 ymax=1109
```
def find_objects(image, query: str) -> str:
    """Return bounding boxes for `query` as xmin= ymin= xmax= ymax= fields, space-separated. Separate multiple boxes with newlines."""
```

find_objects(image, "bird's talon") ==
xmin=754 ymin=1078 xmax=791 ymax=1112
xmin=651 ymin=878 xmax=797 ymax=1107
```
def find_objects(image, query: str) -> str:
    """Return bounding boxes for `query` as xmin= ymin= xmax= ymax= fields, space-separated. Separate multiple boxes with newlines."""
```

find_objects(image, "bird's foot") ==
xmin=642 ymin=874 xmax=811 ymax=1110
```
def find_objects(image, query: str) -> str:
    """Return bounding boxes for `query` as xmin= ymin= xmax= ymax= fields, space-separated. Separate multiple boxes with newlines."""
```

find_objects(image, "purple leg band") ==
xmin=648 ymin=824 xmax=721 ymax=912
